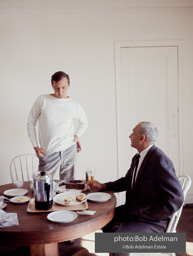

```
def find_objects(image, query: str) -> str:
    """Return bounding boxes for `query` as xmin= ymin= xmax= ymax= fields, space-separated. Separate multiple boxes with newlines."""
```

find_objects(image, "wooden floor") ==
xmin=177 ymin=204 xmax=193 ymax=242
xmin=175 ymin=204 xmax=193 ymax=256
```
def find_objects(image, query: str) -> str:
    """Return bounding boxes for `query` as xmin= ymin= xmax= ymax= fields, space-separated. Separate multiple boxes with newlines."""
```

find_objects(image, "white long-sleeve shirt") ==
xmin=27 ymin=95 xmax=88 ymax=155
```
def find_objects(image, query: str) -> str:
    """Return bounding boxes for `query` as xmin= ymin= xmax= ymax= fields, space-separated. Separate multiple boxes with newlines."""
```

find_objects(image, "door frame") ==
xmin=114 ymin=40 xmax=183 ymax=179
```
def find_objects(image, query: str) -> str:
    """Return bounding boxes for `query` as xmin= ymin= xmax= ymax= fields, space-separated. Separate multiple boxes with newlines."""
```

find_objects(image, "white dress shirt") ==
xmin=132 ymin=144 xmax=153 ymax=186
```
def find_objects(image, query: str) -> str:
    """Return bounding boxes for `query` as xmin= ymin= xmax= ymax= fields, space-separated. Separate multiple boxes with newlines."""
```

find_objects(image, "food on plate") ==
xmin=76 ymin=193 xmax=86 ymax=202
xmin=64 ymin=196 xmax=73 ymax=205
xmin=16 ymin=197 xmax=28 ymax=202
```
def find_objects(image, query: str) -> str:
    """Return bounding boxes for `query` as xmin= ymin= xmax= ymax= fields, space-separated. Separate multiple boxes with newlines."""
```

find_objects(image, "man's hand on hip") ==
xmin=74 ymin=135 xmax=81 ymax=153
xmin=34 ymin=147 xmax=46 ymax=158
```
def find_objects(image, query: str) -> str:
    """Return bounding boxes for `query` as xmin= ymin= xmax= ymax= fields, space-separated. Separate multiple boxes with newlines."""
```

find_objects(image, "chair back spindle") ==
xmin=10 ymin=154 xmax=39 ymax=183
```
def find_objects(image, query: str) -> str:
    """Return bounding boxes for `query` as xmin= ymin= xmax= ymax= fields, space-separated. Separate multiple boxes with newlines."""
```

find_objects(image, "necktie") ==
xmin=132 ymin=154 xmax=140 ymax=189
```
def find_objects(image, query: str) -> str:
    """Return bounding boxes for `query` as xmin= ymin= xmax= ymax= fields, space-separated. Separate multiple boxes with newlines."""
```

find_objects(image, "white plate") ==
xmin=54 ymin=191 xmax=87 ymax=206
xmin=4 ymin=188 xmax=28 ymax=197
xmin=10 ymin=196 xmax=31 ymax=204
xmin=47 ymin=210 xmax=78 ymax=223
xmin=87 ymin=192 xmax=111 ymax=202
xmin=0 ymin=203 xmax=7 ymax=209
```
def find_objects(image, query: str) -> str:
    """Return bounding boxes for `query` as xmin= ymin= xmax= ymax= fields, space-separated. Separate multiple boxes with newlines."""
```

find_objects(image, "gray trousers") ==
xmin=109 ymin=220 xmax=166 ymax=256
xmin=39 ymin=144 xmax=77 ymax=180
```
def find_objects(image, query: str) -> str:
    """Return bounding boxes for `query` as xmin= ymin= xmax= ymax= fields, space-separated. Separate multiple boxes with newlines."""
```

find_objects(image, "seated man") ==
xmin=89 ymin=122 xmax=184 ymax=256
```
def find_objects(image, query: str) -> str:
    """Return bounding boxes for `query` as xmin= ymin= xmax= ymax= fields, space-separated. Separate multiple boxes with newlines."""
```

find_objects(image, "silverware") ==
xmin=3 ymin=196 xmax=10 ymax=202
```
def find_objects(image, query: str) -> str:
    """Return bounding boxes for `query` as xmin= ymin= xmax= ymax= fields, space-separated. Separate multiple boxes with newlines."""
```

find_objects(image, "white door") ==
xmin=116 ymin=46 xmax=179 ymax=179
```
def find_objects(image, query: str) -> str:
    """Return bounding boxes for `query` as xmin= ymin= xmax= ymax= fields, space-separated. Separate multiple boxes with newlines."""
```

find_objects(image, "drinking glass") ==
xmin=87 ymin=168 xmax=95 ymax=185
xmin=14 ymin=180 xmax=24 ymax=188
xmin=85 ymin=167 xmax=95 ymax=192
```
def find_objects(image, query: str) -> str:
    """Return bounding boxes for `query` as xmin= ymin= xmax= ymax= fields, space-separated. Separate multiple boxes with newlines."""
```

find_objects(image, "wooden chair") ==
xmin=129 ymin=175 xmax=192 ymax=256
xmin=10 ymin=154 xmax=38 ymax=183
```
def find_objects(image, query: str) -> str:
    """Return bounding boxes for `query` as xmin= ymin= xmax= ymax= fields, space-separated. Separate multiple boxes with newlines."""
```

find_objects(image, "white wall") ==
xmin=0 ymin=1 xmax=193 ymax=202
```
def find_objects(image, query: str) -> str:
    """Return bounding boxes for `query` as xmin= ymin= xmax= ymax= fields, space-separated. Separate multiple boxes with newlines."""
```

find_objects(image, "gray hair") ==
xmin=138 ymin=122 xmax=158 ymax=142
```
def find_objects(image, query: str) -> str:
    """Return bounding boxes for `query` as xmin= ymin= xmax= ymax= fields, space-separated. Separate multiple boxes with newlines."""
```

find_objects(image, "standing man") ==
xmin=27 ymin=71 xmax=88 ymax=180
xmin=90 ymin=122 xmax=183 ymax=255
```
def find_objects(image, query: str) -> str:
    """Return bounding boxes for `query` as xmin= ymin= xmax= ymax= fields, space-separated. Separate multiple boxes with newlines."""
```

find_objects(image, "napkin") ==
xmin=0 ymin=209 xmax=19 ymax=227
xmin=76 ymin=210 xmax=96 ymax=215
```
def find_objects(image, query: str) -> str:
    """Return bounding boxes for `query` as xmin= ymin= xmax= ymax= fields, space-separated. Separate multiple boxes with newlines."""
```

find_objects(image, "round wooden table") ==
xmin=0 ymin=182 xmax=116 ymax=256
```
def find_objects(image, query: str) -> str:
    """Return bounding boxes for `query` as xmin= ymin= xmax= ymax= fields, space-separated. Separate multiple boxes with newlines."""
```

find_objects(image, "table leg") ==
xmin=30 ymin=243 xmax=59 ymax=256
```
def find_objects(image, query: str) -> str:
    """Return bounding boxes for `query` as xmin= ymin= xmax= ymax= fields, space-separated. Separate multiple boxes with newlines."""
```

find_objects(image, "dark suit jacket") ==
xmin=106 ymin=145 xmax=184 ymax=225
